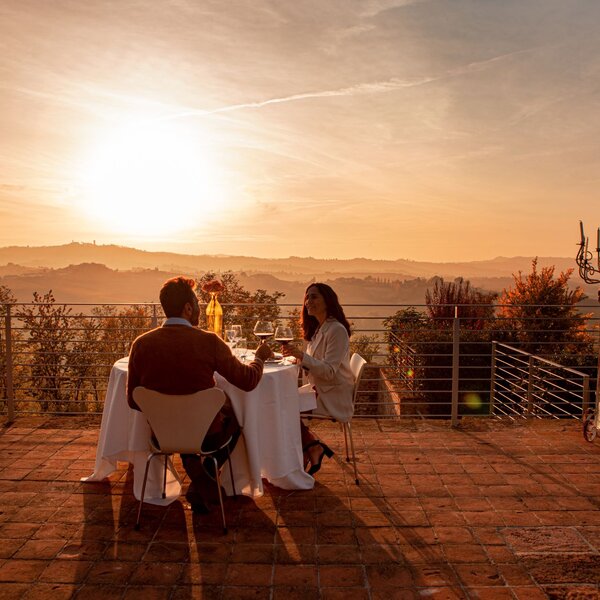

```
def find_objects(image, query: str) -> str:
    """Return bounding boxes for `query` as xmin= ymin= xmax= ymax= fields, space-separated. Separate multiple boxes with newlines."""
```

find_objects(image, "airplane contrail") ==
xmin=160 ymin=75 xmax=438 ymax=121
xmin=4 ymin=45 xmax=545 ymax=126
xmin=162 ymin=46 xmax=542 ymax=122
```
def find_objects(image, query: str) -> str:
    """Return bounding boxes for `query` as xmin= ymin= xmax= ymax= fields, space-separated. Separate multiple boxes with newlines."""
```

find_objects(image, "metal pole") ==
xmin=451 ymin=305 xmax=460 ymax=427
xmin=596 ymin=317 xmax=600 ymax=426
xmin=594 ymin=294 xmax=600 ymax=430
xmin=489 ymin=341 xmax=497 ymax=416
xmin=4 ymin=305 xmax=14 ymax=422
xmin=527 ymin=356 xmax=534 ymax=416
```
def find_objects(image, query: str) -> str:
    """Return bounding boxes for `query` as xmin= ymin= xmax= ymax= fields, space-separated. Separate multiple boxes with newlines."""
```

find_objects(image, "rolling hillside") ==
xmin=0 ymin=243 xmax=596 ymax=312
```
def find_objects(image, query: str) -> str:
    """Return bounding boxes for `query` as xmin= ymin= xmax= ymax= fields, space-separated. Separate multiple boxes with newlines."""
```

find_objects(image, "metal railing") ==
xmin=490 ymin=342 xmax=590 ymax=419
xmin=1 ymin=302 xmax=599 ymax=423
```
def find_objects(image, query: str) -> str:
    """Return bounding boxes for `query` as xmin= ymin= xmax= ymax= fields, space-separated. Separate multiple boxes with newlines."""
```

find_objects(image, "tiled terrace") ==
xmin=1 ymin=416 xmax=600 ymax=600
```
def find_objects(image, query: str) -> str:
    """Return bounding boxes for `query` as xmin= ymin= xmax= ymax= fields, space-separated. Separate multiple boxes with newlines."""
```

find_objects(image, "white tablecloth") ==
xmin=216 ymin=363 xmax=314 ymax=497
xmin=82 ymin=357 xmax=314 ymax=504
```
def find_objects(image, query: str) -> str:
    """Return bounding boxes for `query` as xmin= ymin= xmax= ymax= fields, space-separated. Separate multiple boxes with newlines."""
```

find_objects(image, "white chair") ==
xmin=307 ymin=353 xmax=367 ymax=485
xmin=132 ymin=386 xmax=236 ymax=534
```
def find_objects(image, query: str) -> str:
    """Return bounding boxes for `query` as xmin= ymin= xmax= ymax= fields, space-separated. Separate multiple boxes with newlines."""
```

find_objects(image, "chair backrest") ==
xmin=349 ymin=353 xmax=367 ymax=407
xmin=133 ymin=386 xmax=226 ymax=454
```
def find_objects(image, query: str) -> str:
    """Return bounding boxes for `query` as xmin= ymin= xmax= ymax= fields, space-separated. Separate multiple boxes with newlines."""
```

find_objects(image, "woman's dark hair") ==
xmin=159 ymin=276 xmax=197 ymax=318
xmin=301 ymin=282 xmax=351 ymax=341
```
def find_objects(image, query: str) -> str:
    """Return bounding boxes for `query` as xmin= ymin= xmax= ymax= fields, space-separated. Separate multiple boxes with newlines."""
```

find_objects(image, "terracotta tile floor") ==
xmin=1 ymin=416 xmax=600 ymax=599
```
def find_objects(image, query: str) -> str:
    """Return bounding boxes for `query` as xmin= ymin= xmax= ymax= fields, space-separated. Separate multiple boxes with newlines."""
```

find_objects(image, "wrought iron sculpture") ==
xmin=576 ymin=220 xmax=600 ymax=286
xmin=577 ymin=221 xmax=600 ymax=442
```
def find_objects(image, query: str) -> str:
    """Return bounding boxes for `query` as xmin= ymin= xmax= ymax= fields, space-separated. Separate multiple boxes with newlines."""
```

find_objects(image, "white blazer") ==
xmin=301 ymin=318 xmax=355 ymax=422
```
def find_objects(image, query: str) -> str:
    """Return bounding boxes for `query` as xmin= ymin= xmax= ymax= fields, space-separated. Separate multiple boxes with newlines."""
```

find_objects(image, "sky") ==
xmin=1 ymin=0 xmax=599 ymax=262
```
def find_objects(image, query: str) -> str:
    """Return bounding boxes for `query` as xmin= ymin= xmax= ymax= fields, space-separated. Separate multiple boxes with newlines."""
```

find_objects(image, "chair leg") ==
xmin=211 ymin=456 xmax=228 ymax=534
xmin=342 ymin=422 xmax=350 ymax=462
xmin=346 ymin=422 xmax=359 ymax=485
xmin=135 ymin=453 xmax=155 ymax=530
xmin=162 ymin=455 xmax=168 ymax=499
xmin=226 ymin=446 xmax=237 ymax=499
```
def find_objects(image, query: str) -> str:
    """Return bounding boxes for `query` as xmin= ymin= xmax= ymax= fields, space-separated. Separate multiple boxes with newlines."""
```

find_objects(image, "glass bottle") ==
xmin=206 ymin=292 xmax=223 ymax=337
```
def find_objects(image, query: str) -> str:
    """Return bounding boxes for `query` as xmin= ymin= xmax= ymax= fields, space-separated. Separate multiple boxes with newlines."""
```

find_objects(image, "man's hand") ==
xmin=254 ymin=342 xmax=274 ymax=362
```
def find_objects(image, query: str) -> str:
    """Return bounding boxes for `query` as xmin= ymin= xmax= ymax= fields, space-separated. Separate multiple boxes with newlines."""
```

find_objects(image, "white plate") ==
xmin=266 ymin=353 xmax=283 ymax=364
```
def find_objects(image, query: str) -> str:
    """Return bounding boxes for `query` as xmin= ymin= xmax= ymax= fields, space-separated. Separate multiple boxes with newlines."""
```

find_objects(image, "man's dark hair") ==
xmin=159 ymin=276 xmax=198 ymax=318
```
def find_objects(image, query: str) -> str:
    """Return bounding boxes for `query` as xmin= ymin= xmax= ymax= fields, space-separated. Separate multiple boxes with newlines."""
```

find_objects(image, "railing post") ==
xmin=527 ymin=355 xmax=534 ymax=416
xmin=151 ymin=304 xmax=158 ymax=329
xmin=595 ymin=323 xmax=600 ymax=428
xmin=451 ymin=306 xmax=460 ymax=427
xmin=582 ymin=374 xmax=590 ymax=416
xmin=489 ymin=341 xmax=497 ymax=416
xmin=4 ymin=304 xmax=15 ymax=422
xmin=595 ymin=344 xmax=600 ymax=423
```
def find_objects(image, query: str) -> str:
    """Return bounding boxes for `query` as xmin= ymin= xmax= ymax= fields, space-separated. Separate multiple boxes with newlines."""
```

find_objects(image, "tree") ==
xmin=425 ymin=277 xmax=497 ymax=330
xmin=350 ymin=334 xmax=380 ymax=364
xmin=66 ymin=313 xmax=104 ymax=410
xmin=385 ymin=265 xmax=596 ymax=419
xmin=0 ymin=285 xmax=14 ymax=304
xmin=196 ymin=271 xmax=284 ymax=342
xmin=92 ymin=304 xmax=155 ymax=361
xmin=16 ymin=291 xmax=75 ymax=412
xmin=493 ymin=259 xmax=597 ymax=417
xmin=286 ymin=307 xmax=303 ymax=342
xmin=384 ymin=307 xmax=443 ymax=414
xmin=5 ymin=273 xmax=286 ymax=415
xmin=385 ymin=279 xmax=499 ymax=417
xmin=497 ymin=259 xmax=592 ymax=359
xmin=65 ymin=305 xmax=155 ymax=411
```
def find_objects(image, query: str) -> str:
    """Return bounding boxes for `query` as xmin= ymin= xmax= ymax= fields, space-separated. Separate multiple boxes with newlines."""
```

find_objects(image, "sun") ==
xmin=80 ymin=119 xmax=227 ymax=236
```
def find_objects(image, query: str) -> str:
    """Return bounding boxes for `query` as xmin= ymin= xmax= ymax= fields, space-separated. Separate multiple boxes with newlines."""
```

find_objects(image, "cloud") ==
xmin=359 ymin=0 xmax=430 ymax=18
xmin=161 ymin=46 xmax=544 ymax=123
xmin=163 ymin=76 xmax=436 ymax=122
xmin=0 ymin=83 xmax=119 ymax=122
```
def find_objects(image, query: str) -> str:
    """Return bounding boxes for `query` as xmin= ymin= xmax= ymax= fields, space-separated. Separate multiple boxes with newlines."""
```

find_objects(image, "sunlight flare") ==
xmin=80 ymin=119 xmax=227 ymax=236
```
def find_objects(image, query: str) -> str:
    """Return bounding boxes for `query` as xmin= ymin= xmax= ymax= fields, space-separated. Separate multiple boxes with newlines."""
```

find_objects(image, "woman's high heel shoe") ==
xmin=303 ymin=440 xmax=334 ymax=476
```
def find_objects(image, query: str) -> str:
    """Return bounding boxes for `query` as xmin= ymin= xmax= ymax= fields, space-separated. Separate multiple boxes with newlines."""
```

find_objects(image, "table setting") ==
xmin=82 ymin=319 xmax=316 ymax=505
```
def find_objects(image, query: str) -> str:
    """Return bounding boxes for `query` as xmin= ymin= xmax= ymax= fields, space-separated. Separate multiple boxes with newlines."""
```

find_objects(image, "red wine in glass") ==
xmin=253 ymin=320 xmax=274 ymax=343
xmin=274 ymin=326 xmax=293 ymax=357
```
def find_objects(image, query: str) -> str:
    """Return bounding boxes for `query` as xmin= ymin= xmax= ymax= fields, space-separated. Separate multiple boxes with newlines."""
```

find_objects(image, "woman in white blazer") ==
xmin=283 ymin=283 xmax=354 ymax=475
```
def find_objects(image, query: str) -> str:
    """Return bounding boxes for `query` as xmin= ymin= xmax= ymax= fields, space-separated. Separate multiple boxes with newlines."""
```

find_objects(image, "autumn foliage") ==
xmin=386 ymin=260 xmax=596 ymax=417
xmin=496 ymin=258 xmax=590 ymax=357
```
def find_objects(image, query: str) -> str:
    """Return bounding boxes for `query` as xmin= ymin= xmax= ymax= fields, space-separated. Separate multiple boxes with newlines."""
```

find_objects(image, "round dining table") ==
xmin=82 ymin=356 xmax=315 ymax=504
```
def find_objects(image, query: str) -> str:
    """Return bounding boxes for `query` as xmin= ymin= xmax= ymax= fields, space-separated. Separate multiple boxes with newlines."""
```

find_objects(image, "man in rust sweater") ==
xmin=127 ymin=276 xmax=273 ymax=513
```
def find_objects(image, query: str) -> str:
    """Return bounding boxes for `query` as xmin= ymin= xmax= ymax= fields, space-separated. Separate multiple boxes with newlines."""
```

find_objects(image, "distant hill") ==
xmin=0 ymin=263 xmax=38 ymax=277
xmin=0 ymin=263 xmax=169 ymax=304
xmin=0 ymin=263 xmax=431 ymax=306
xmin=0 ymin=243 xmax=596 ymax=310
xmin=0 ymin=241 xmax=581 ymax=280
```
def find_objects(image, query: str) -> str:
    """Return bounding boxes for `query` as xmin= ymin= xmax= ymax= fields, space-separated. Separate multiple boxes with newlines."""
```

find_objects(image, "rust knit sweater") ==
xmin=126 ymin=324 xmax=263 ymax=410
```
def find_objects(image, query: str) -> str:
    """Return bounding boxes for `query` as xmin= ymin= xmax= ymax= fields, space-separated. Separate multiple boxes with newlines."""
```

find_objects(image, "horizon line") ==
xmin=0 ymin=241 xmax=575 ymax=265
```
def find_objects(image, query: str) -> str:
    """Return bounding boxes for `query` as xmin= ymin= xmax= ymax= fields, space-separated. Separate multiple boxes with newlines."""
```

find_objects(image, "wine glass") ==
xmin=236 ymin=338 xmax=247 ymax=361
xmin=253 ymin=320 xmax=274 ymax=345
xmin=274 ymin=326 xmax=293 ymax=352
xmin=224 ymin=326 xmax=237 ymax=349
xmin=230 ymin=324 xmax=243 ymax=344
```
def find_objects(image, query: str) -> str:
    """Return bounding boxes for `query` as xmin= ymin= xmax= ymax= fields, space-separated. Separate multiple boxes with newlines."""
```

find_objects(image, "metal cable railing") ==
xmin=490 ymin=342 xmax=590 ymax=420
xmin=1 ymin=302 xmax=598 ymax=422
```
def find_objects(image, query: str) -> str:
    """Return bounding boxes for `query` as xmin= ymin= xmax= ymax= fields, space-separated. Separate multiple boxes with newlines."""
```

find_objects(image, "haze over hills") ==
xmin=0 ymin=262 xmax=440 ymax=306
xmin=0 ymin=243 xmax=595 ymax=308
xmin=0 ymin=242 xmax=581 ymax=278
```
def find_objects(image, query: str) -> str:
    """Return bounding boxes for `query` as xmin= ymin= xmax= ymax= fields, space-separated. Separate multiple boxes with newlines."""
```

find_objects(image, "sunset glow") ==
xmin=80 ymin=120 xmax=226 ymax=236
xmin=1 ymin=1 xmax=599 ymax=259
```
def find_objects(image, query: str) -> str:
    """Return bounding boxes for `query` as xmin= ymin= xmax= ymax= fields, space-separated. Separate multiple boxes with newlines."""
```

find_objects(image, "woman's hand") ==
xmin=281 ymin=343 xmax=304 ymax=362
